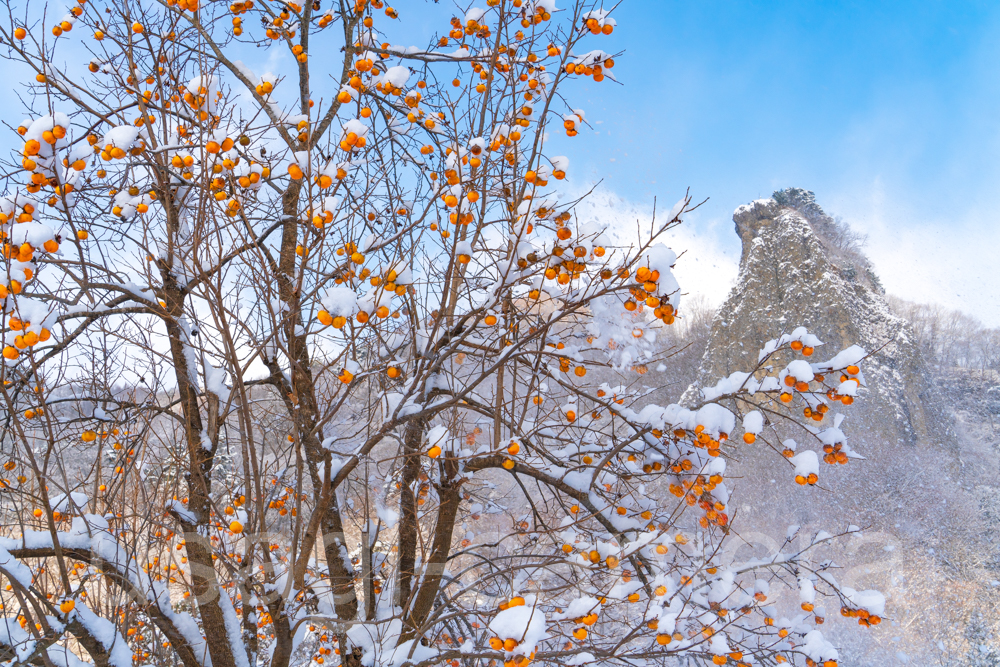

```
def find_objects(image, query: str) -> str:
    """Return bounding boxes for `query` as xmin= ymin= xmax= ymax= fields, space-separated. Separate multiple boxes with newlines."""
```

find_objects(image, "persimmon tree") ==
xmin=0 ymin=1 xmax=883 ymax=667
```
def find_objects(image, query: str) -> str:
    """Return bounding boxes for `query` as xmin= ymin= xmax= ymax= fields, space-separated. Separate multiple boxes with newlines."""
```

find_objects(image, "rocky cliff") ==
xmin=680 ymin=189 xmax=999 ymax=666
xmin=688 ymin=189 xmax=954 ymax=449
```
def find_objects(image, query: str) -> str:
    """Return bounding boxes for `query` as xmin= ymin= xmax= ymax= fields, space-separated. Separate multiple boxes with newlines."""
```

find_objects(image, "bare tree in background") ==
xmin=889 ymin=296 xmax=1000 ymax=372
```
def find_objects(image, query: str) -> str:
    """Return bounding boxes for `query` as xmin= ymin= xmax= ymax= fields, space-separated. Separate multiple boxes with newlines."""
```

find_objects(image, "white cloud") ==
xmin=569 ymin=185 xmax=740 ymax=311
xmin=865 ymin=217 xmax=1000 ymax=328
xmin=833 ymin=179 xmax=1000 ymax=327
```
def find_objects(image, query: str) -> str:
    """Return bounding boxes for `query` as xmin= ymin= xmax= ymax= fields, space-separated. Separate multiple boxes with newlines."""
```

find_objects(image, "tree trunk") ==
xmin=396 ymin=417 xmax=426 ymax=611
xmin=162 ymin=282 xmax=237 ymax=667
xmin=320 ymin=493 xmax=359 ymax=620
xmin=404 ymin=481 xmax=461 ymax=639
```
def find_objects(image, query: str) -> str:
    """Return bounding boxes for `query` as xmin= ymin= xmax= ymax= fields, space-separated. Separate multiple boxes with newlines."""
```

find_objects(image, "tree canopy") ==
xmin=0 ymin=2 xmax=881 ymax=667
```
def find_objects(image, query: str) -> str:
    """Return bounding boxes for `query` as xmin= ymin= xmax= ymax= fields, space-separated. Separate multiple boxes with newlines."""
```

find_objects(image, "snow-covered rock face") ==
xmin=731 ymin=197 xmax=783 ymax=265
xmin=694 ymin=190 xmax=953 ymax=449
xmin=682 ymin=189 xmax=996 ymax=664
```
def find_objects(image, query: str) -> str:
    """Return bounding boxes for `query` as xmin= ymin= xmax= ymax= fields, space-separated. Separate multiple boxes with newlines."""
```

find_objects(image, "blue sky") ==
xmin=7 ymin=1 xmax=999 ymax=322
xmin=555 ymin=1 xmax=1000 ymax=324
